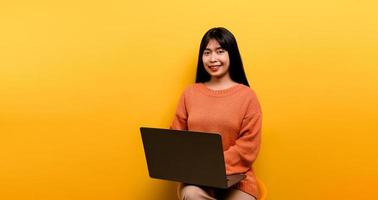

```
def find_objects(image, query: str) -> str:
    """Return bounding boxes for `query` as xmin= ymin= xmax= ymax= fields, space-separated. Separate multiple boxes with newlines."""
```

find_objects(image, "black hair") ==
xmin=195 ymin=27 xmax=250 ymax=87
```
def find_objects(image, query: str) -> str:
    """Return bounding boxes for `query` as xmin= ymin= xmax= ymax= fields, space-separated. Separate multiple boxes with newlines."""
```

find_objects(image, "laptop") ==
xmin=140 ymin=127 xmax=245 ymax=189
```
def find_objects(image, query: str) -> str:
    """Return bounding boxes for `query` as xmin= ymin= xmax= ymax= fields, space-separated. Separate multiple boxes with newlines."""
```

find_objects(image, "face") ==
xmin=202 ymin=39 xmax=231 ymax=80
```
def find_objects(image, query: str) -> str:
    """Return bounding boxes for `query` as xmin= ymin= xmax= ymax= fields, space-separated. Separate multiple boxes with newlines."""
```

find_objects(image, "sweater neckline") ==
xmin=196 ymin=83 xmax=243 ymax=97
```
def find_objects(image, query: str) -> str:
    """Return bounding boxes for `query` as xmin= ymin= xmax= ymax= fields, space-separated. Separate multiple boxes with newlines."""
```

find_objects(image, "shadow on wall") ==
xmin=159 ymin=182 xmax=178 ymax=199
xmin=140 ymin=182 xmax=177 ymax=200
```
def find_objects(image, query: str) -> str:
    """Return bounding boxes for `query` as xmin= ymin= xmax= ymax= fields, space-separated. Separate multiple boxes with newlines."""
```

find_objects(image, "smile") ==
xmin=209 ymin=65 xmax=221 ymax=71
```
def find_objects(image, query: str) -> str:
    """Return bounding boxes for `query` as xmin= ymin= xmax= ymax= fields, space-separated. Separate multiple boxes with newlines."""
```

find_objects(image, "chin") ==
xmin=210 ymin=74 xmax=226 ymax=79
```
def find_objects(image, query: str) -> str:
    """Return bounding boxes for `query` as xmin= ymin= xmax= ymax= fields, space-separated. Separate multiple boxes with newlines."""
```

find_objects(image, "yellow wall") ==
xmin=1 ymin=0 xmax=378 ymax=199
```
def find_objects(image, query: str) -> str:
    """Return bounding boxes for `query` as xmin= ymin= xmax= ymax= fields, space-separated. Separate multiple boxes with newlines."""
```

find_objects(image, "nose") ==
xmin=209 ymin=53 xmax=217 ymax=62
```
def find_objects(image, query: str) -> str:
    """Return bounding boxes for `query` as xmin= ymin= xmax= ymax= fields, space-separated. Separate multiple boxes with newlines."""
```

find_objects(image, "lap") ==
xmin=177 ymin=183 xmax=216 ymax=200
xmin=178 ymin=184 xmax=256 ymax=200
xmin=223 ymin=189 xmax=256 ymax=200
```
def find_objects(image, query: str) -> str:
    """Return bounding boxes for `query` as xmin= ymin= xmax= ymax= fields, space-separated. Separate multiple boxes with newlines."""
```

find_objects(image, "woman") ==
xmin=170 ymin=27 xmax=262 ymax=200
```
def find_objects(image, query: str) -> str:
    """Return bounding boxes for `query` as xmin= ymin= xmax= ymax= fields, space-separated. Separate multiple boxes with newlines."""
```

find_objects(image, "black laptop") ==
xmin=140 ymin=127 xmax=245 ymax=189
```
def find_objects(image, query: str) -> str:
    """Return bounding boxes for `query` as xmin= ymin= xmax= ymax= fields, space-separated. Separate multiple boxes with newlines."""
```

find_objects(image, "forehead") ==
xmin=205 ymin=39 xmax=222 ymax=49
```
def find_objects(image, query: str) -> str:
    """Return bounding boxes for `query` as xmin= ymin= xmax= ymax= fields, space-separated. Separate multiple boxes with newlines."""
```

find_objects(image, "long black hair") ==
xmin=195 ymin=27 xmax=250 ymax=87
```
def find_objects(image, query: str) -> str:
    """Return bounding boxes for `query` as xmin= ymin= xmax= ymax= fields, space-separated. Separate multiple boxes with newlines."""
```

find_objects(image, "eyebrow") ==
xmin=204 ymin=47 xmax=224 ymax=51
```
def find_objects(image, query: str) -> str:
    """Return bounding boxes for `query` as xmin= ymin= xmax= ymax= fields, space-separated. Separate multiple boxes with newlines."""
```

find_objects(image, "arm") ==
xmin=224 ymin=106 xmax=262 ymax=175
xmin=170 ymin=91 xmax=188 ymax=130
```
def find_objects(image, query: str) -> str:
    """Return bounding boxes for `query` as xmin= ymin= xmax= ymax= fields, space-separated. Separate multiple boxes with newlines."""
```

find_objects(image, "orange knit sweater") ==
xmin=170 ymin=83 xmax=262 ymax=198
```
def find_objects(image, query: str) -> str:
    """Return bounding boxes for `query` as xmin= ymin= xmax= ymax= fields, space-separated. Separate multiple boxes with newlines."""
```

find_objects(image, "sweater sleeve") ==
xmin=224 ymin=101 xmax=262 ymax=175
xmin=170 ymin=91 xmax=188 ymax=130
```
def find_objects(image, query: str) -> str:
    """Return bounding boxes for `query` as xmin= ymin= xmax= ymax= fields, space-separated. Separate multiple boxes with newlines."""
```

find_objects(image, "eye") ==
xmin=203 ymin=51 xmax=210 ymax=56
xmin=217 ymin=49 xmax=226 ymax=54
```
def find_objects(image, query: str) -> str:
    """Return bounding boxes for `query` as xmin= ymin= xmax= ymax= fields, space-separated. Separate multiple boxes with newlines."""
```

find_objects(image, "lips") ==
xmin=209 ymin=65 xmax=221 ymax=72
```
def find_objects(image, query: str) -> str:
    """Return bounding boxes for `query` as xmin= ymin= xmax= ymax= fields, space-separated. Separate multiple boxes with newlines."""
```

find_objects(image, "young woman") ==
xmin=170 ymin=27 xmax=262 ymax=200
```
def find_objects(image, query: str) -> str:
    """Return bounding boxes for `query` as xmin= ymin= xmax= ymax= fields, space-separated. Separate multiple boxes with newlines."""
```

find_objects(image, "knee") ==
xmin=179 ymin=185 xmax=208 ymax=200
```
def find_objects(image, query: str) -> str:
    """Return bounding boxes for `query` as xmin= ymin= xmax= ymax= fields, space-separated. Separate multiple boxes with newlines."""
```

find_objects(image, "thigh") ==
xmin=223 ymin=189 xmax=257 ymax=200
xmin=177 ymin=183 xmax=216 ymax=200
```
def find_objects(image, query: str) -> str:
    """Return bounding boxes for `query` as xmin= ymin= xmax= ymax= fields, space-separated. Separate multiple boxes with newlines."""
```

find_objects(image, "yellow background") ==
xmin=1 ymin=0 xmax=378 ymax=199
